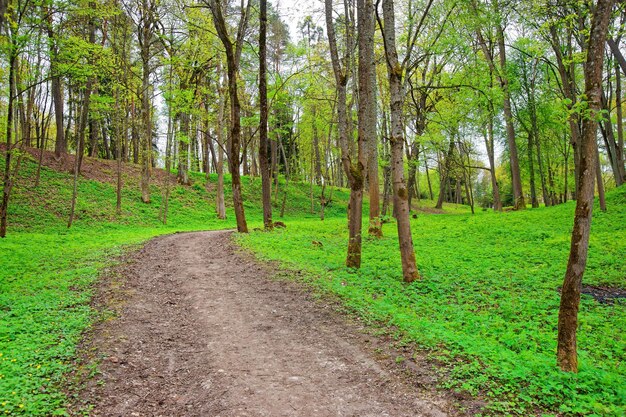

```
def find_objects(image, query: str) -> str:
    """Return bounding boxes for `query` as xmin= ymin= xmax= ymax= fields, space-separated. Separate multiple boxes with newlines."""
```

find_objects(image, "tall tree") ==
xmin=378 ymin=0 xmax=422 ymax=282
xmin=44 ymin=0 xmax=67 ymax=158
xmin=557 ymin=0 xmax=614 ymax=373
xmin=358 ymin=0 xmax=381 ymax=237
xmin=325 ymin=0 xmax=366 ymax=268
xmin=208 ymin=0 xmax=250 ymax=233
xmin=472 ymin=0 xmax=525 ymax=209
xmin=259 ymin=0 xmax=272 ymax=230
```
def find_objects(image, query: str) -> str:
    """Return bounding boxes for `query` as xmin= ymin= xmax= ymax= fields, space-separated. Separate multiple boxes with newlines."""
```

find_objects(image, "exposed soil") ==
xmin=581 ymin=285 xmax=626 ymax=304
xmin=71 ymin=230 xmax=466 ymax=417
xmin=14 ymin=145 xmax=176 ymax=185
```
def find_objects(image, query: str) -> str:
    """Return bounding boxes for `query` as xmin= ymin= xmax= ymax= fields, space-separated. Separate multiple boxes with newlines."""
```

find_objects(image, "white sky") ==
xmin=273 ymin=0 xmax=322 ymax=42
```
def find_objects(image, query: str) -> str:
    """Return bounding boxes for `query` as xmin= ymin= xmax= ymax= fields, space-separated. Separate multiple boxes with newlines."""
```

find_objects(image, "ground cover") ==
xmin=238 ymin=186 xmax=626 ymax=416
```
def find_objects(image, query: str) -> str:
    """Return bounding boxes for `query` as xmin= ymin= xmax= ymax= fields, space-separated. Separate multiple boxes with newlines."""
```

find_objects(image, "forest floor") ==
xmin=70 ymin=230 xmax=462 ymax=417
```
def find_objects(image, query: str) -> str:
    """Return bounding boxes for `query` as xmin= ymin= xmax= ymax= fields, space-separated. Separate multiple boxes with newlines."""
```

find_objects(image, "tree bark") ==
xmin=45 ymin=5 xmax=66 ymax=158
xmin=474 ymin=1 xmax=524 ymax=209
xmin=209 ymin=0 xmax=249 ymax=233
xmin=0 ymin=44 xmax=18 ymax=238
xmin=139 ymin=0 xmax=153 ymax=204
xmin=380 ymin=0 xmax=419 ymax=282
xmin=259 ymin=0 xmax=273 ymax=230
xmin=325 ymin=0 xmax=364 ymax=268
xmin=616 ymin=62 xmax=625 ymax=179
xmin=358 ymin=0 xmax=381 ymax=237
xmin=177 ymin=113 xmax=191 ymax=185
xmin=557 ymin=0 xmax=614 ymax=373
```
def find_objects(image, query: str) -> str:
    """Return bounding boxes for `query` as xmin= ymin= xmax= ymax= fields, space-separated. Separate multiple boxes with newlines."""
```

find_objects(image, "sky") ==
xmin=273 ymin=0 xmax=322 ymax=42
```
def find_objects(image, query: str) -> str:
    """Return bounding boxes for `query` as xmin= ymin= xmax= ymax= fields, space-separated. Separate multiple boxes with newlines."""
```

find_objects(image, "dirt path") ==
xmin=77 ymin=231 xmax=457 ymax=416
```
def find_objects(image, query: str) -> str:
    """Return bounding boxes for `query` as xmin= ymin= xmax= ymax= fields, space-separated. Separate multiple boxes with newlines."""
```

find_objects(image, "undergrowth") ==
xmin=237 ymin=186 xmax=626 ymax=416
xmin=1 ymin=152 xmax=625 ymax=416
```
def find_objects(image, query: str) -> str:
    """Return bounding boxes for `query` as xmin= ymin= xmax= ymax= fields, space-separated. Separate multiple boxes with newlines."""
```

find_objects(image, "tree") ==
xmin=325 ymin=0 xmax=367 ymax=268
xmin=377 ymin=0 xmax=424 ymax=282
xmin=259 ymin=0 xmax=272 ymax=230
xmin=207 ymin=0 xmax=250 ymax=233
xmin=557 ymin=0 xmax=615 ymax=373
xmin=471 ymin=0 xmax=525 ymax=209
xmin=358 ymin=0 xmax=381 ymax=237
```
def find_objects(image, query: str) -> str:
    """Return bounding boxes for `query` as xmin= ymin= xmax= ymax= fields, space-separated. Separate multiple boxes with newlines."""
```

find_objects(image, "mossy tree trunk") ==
xmin=209 ymin=0 xmax=250 ymax=232
xmin=557 ymin=0 xmax=614 ymax=373
xmin=325 ymin=0 xmax=365 ymax=269
xmin=380 ymin=0 xmax=420 ymax=282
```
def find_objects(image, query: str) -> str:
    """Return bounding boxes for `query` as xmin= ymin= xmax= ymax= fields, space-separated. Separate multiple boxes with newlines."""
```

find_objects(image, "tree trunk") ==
xmin=496 ymin=22 xmax=524 ymax=209
xmin=177 ymin=113 xmax=191 ymax=185
xmin=216 ymin=80 xmax=227 ymax=220
xmin=381 ymin=0 xmax=419 ymax=282
xmin=358 ymin=0 xmax=380 ymax=236
xmin=474 ymin=2 xmax=524 ymax=209
xmin=484 ymin=116 xmax=502 ymax=210
xmin=616 ymin=62 xmax=625 ymax=179
xmin=600 ymin=93 xmax=625 ymax=186
xmin=139 ymin=0 xmax=152 ymax=204
xmin=68 ymin=5 xmax=96 ymax=227
xmin=557 ymin=0 xmax=613 ymax=373
xmin=435 ymin=140 xmax=455 ymax=210
xmin=209 ymin=0 xmax=249 ymax=233
xmin=325 ymin=0 xmax=364 ymax=268
xmin=595 ymin=144 xmax=606 ymax=211
xmin=259 ymin=0 xmax=273 ymax=230
xmin=424 ymin=152 xmax=434 ymax=200
xmin=1 ymin=47 xmax=18 ymax=238
xmin=47 ymin=10 xmax=66 ymax=158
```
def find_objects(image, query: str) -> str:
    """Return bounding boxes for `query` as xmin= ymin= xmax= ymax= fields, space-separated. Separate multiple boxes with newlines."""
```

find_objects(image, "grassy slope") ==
xmin=1 ymin=153 xmax=625 ymax=416
xmin=238 ymin=189 xmax=626 ymax=416
xmin=0 ymin=155 xmax=350 ymax=416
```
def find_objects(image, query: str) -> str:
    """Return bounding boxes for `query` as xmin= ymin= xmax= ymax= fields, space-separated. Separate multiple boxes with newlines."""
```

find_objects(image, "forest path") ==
xmin=78 ymin=230 xmax=455 ymax=417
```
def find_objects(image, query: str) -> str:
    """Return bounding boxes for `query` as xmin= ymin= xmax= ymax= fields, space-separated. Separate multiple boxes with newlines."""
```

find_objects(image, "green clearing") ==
xmin=1 ymin=155 xmax=625 ymax=416
xmin=239 ymin=189 xmax=626 ymax=416
xmin=0 ymin=156 xmax=349 ymax=416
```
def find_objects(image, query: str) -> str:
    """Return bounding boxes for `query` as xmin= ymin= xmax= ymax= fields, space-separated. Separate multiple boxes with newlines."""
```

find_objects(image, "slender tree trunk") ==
xmin=139 ymin=0 xmax=152 ymax=204
xmin=45 ymin=6 xmax=66 ymax=159
xmin=177 ymin=113 xmax=191 ymax=185
xmin=381 ymin=0 xmax=419 ymax=282
xmin=116 ymin=95 xmax=123 ymax=215
xmin=358 ymin=0 xmax=381 ymax=237
xmin=209 ymin=0 xmax=249 ymax=233
xmin=325 ymin=0 xmax=364 ymax=268
xmin=424 ymin=152 xmax=433 ymax=200
xmin=484 ymin=117 xmax=502 ymax=210
xmin=216 ymin=91 xmax=226 ymax=219
xmin=1 ymin=47 xmax=18 ymax=238
xmin=69 ymin=7 xmax=96 ymax=227
xmin=496 ymin=23 xmax=524 ymax=209
xmin=557 ymin=0 xmax=614 ymax=373
xmin=616 ymin=62 xmax=624 ymax=178
xmin=436 ymin=140 xmax=455 ymax=209
xmin=600 ymin=94 xmax=625 ymax=186
xmin=474 ymin=2 xmax=524 ymax=209
xmin=407 ymin=142 xmax=419 ymax=211
xmin=259 ymin=0 xmax=272 ymax=230
xmin=360 ymin=0 xmax=381 ymax=237
xmin=68 ymin=81 xmax=93 ymax=228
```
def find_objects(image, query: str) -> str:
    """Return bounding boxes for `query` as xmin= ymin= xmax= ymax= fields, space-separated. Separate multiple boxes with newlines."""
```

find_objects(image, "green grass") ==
xmin=1 ymin=152 xmax=625 ymax=416
xmin=0 ymin=155 xmax=349 ymax=416
xmin=237 ymin=188 xmax=626 ymax=416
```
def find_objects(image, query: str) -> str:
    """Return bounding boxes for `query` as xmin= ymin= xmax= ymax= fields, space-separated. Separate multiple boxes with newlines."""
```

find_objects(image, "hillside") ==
xmin=1 ymin=152 xmax=625 ymax=416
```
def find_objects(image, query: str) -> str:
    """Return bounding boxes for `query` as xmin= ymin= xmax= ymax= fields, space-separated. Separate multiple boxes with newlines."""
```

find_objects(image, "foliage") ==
xmin=0 ymin=154 xmax=350 ymax=416
xmin=238 ymin=187 xmax=626 ymax=416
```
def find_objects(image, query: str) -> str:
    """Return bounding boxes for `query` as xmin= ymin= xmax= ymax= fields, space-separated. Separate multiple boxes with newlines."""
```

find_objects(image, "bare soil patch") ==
xmin=70 ymin=231 xmax=466 ymax=416
xmin=16 ymin=146 xmax=176 ymax=185
xmin=581 ymin=285 xmax=626 ymax=304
